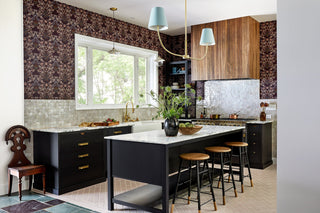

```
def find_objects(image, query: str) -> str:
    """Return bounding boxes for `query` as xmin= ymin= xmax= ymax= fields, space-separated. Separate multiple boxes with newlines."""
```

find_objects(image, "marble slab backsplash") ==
xmin=24 ymin=100 xmax=158 ymax=129
xmin=196 ymin=80 xmax=277 ymax=119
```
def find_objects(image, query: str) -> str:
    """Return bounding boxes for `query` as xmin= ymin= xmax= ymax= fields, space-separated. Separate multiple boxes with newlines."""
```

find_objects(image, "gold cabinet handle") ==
xmin=253 ymin=142 xmax=256 ymax=145
xmin=253 ymin=152 xmax=256 ymax=154
xmin=80 ymin=132 xmax=85 ymax=135
xmin=253 ymin=133 xmax=256 ymax=136
xmin=113 ymin=130 xmax=122 ymax=134
xmin=78 ymin=153 xmax=89 ymax=158
xmin=78 ymin=165 xmax=89 ymax=170
xmin=78 ymin=142 xmax=89 ymax=146
xmin=243 ymin=134 xmax=246 ymax=138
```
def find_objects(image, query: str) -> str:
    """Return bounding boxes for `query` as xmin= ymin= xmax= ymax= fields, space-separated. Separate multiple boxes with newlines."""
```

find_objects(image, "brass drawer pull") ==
xmin=78 ymin=165 xmax=89 ymax=170
xmin=253 ymin=142 xmax=256 ymax=145
xmin=253 ymin=133 xmax=256 ymax=136
xmin=113 ymin=130 xmax=122 ymax=134
xmin=78 ymin=142 xmax=89 ymax=146
xmin=80 ymin=132 xmax=85 ymax=135
xmin=78 ymin=153 xmax=89 ymax=158
xmin=243 ymin=134 xmax=246 ymax=138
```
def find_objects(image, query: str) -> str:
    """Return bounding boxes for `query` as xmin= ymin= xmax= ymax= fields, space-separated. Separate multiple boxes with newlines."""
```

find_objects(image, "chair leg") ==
xmin=196 ymin=161 xmax=201 ymax=213
xmin=220 ymin=153 xmax=226 ymax=205
xmin=245 ymin=147 xmax=253 ymax=187
xmin=18 ymin=177 xmax=22 ymax=201
xmin=8 ymin=173 xmax=12 ymax=196
xmin=42 ymin=173 xmax=46 ymax=194
xmin=206 ymin=160 xmax=217 ymax=211
xmin=171 ymin=159 xmax=183 ymax=213
xmin=239 ymin=147 xmax=244 ymax=193
xmin=29 ymin=175 xmax=32 ymax=191
xmin=188 ymin=160 xmax=192 ymax=204
xmin=228 ymin=152 xmax=237 ymax=197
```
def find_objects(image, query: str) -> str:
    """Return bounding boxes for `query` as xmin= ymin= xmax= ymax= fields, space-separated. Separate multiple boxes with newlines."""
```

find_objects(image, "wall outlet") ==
xmin=266 ymin=114 xmax=272 ymax=119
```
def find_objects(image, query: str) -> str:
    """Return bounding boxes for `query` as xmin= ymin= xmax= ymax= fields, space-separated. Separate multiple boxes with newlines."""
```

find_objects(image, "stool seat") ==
xmin=225 ymin=142 xmax=248 ymax=147
xmin=205 ymin=146 xmax=231 ymax=153
xmin=179 ymin=153 xmax=209 ymax=161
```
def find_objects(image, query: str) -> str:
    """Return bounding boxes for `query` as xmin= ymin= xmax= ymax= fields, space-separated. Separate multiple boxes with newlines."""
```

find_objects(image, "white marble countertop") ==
xmin=105 ymin=125 xmax=245 ymax=145
xmin=31 ymin=123 xmax=134 ymax=133
xmin=30 ymin=119 xmax=165 ymax=133
xmin=246 ymin=120 xmax=273 ymax=124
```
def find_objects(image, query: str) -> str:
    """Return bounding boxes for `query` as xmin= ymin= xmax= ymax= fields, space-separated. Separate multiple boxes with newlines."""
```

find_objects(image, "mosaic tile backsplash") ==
xmin=24 ymin=100 xmax=158 ymax=129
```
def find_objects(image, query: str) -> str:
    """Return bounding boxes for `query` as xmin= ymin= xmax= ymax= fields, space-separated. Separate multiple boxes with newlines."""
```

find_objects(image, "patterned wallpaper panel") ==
xmin=260 ymin=21 xmax=277 ymax=99
xmin=23 ymin=0 xmax=170 ymax=99
xmin=24 ymin=0 xmax=277 ymax=100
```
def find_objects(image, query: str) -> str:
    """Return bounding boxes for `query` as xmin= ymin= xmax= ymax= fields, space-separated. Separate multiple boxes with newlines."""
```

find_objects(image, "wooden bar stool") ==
xmin=225 ymin=142 xmax=253 ymax=193
xmin=171 ymin=153 xmax=217 ymax=213
xmin=205 ymin=146 xmax=237 ymax=205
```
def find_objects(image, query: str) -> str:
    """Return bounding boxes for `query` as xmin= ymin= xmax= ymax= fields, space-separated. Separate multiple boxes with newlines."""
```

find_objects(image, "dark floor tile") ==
xmin=45 ymin=199 xmax=65 ymax=206
xmin=0 ymin=196 xmax=22 ymax=208
xmin=2 ymin=200 xmax=50 ymax=213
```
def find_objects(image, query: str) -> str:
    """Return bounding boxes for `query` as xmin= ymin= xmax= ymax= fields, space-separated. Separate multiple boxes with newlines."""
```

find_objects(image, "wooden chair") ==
xmin=5 ymin=125 xmax=45 ymax=200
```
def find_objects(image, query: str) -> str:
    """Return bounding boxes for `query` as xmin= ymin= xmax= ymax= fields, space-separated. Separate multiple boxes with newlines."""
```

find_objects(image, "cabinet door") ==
xmin=103 ymin=126 xmax=132 ymax=136
xmin=247 ymin=124 xmax=262 ymax=166
xmin=191 ymin=16 xmax=259 ymax=81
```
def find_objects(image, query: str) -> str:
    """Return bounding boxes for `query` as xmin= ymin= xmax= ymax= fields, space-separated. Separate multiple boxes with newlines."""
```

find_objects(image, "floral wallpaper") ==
xmin=23 ymin=0 xmax=170 ymax=99
xmin=260 ymin=21 xmax=277 ymax=99
xmin=23 ymin=0 xmax=277 ymax=100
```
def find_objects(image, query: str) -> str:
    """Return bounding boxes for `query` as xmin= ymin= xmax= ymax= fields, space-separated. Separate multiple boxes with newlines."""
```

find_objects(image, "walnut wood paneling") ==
xmin=191 ymin=17 xmax=260 ymax=81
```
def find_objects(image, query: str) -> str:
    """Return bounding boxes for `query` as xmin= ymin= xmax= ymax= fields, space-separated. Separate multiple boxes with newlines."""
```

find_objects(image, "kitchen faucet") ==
xmin=124 ymin=101 xmax=135 ymax=122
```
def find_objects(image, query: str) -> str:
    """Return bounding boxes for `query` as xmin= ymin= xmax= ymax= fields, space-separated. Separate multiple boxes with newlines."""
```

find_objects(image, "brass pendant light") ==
xmin=108 ymin=7 xmax=120 ymax=55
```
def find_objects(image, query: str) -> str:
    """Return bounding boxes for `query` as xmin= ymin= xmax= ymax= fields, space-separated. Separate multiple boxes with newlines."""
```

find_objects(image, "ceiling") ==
xmin=56 ymin=0 xmax=277 ymax=36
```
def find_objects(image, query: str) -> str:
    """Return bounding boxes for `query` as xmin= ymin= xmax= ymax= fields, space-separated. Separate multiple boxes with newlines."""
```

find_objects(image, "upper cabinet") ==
xmin=191 ymin=16 xmax=260 ymax=81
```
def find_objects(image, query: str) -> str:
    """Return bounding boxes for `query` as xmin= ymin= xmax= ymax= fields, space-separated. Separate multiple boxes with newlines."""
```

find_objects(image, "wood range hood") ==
xmin=191 ymin=16 xmax=260 ymax=81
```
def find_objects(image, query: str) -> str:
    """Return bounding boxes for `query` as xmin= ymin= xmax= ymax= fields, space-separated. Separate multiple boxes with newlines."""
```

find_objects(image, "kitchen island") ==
xmin=105 ymin=125 xmax=245 ymax=213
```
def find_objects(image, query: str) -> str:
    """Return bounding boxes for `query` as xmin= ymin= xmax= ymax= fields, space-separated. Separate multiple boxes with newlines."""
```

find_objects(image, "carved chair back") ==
xmin=5 ymin=125 xmax=31 ymax=168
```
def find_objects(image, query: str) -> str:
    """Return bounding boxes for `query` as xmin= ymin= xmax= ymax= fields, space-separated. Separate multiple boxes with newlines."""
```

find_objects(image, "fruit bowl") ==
xmin=179 ymin=125 xmax=203 ymax=135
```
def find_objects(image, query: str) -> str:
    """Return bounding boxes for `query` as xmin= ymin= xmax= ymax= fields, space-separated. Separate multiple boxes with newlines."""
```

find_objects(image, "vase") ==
xmin=164 ymin=118 xmax=179 ymax=136
xmin=260 ymin=111 xmax=266 ymax=121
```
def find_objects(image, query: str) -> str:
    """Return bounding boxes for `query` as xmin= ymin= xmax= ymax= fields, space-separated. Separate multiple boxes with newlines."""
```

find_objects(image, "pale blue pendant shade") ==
xmin=148 ymin=7 xmax=168 ymax=31
xmin=200 ymin=28 xmax=215 ymax=46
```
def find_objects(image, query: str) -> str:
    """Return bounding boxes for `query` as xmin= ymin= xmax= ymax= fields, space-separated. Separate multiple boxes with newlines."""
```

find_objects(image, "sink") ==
xmin=132 ymin=120 xmax=163 ymax=133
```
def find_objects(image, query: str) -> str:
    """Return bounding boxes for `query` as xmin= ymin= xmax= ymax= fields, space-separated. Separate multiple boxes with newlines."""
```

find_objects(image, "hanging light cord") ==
xmin=156 ymin=0 xmax=209 ymax=60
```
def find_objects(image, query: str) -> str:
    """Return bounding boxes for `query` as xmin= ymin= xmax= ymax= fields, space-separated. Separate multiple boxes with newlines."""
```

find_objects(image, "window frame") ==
xmin=75 ymin=34 xmax=159 ymax=110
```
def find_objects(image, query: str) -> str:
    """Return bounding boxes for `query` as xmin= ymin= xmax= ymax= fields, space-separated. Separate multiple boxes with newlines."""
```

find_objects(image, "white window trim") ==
xmin=75 ymin=34 xmax=159 ymax=110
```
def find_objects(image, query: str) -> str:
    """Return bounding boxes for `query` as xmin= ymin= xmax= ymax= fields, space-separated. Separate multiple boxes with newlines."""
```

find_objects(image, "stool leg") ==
xmin=206 ymin=160 xmax=217 ymax=211
xmin=196 ymin=161 xmax=201 ymax=213
xmin=245 ymin=147 xmax=253 ymax=187
xmin=228 ymin=152 xmax=237 ymax=197
xmin=171 ymin=159 xmax=183 ymax=213
xmin=239 ymin=147 xmax=244 ymax=193
xmin=42 ymin=173 xmax=46 ymax=194
xmin=220 ymin=153 xmax=226 ymax=205
xmin=29 ymin=175 xmax=32 ymax=191
xmin=188 ymin=160 xmax=192 ymax=204
xmin=8 ymin=172 xmax=12 ymax=196
xmin=18 ymin=177 xmax=22 ymax=201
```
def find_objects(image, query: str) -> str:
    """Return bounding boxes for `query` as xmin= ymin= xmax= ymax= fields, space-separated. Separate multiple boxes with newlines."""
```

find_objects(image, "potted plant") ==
xmin=146 ymin=84 xmax=200 ymax=136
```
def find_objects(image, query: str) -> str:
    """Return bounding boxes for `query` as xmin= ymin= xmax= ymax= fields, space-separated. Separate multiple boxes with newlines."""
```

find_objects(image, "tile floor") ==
xmin=31 ymin=164 xmax=277 ymax=213
xmin=0 ymin=191 xmax=98 ymax=213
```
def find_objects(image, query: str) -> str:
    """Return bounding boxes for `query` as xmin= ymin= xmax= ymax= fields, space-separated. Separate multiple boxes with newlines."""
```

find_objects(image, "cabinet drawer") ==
xmin=59 ymin=163 xmax=104 ymax=187
xmin=59 ymin=142 xmax=104 ymax=168
xmin=59 ymin=130 xmax=102 ymax=153
xmin=103 ymin=126 xmax=132 ymax=136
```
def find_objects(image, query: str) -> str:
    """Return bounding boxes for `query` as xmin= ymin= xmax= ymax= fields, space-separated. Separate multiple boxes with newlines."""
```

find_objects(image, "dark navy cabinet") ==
xmin=246 ymin=122 xmax=273 ymax=169
xmin=33 ymin=126 xmax=132 ymax=195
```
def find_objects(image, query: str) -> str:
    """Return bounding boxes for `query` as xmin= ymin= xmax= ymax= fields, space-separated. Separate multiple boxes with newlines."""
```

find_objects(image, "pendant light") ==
xmin=148 ymin=0 xmax=215 ymax=60
xmin=108 ymin=7 xmax=120 ymax=55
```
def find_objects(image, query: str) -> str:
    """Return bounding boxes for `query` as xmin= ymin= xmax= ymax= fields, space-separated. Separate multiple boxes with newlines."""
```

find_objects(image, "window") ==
xmin=75 ymin=34 xmax=158 ymax=109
